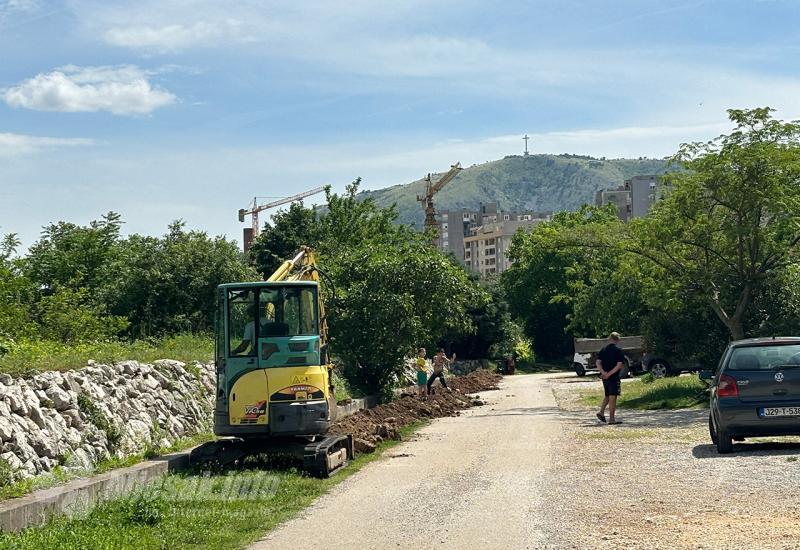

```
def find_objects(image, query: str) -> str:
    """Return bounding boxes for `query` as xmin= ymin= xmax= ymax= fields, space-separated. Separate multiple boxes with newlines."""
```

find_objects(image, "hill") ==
xmin=359 ymin=154 xmax=670 ymax=225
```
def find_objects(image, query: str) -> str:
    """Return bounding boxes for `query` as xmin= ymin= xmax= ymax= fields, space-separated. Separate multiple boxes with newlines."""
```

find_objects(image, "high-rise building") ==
xmin=436 ymin=202 xmax=548 ymax=275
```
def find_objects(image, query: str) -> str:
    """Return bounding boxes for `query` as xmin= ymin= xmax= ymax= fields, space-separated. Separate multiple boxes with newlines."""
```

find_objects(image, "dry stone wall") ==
xmin=0 ymin=360 xmax=214 ymax=482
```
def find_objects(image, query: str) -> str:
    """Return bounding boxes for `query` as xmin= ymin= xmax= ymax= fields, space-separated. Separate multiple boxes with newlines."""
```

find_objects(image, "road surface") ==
xmin=252 ymin=373 xmax=560 ymax=550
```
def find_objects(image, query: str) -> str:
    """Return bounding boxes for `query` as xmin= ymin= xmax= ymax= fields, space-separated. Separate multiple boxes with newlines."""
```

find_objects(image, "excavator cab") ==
xmin=193 ymin=249 xmax=353 ymax=477
xmin=214 ymin=281 xmax=332 ymax=437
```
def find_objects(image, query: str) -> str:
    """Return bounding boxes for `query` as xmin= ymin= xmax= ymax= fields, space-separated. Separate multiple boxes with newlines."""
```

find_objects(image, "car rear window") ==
xmin=727 ymin=344 xmax=800 ymax=370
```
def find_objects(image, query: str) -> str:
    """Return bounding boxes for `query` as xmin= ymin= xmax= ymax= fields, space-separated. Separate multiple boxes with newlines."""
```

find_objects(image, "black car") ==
xmin=701 ymin=337 xmax=800 ymax=454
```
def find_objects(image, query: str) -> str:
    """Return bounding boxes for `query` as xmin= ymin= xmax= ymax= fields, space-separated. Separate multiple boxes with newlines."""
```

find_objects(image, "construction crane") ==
xmin=416 ymin=162 xmax=462 ymax=240
xmin=238 ymin=186 xmax=326 ymax=250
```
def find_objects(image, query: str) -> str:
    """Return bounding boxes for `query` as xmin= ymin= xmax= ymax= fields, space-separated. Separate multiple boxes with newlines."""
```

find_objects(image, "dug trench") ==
xmin=330 ymin=369 xmax=501 ymax=454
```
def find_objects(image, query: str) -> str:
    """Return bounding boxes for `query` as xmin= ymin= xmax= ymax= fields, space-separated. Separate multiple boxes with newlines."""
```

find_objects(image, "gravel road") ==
xmin=252 ymin=373 xmax=800 ymax=549
xmin=252 ymin=373 xmax=561 ymax=550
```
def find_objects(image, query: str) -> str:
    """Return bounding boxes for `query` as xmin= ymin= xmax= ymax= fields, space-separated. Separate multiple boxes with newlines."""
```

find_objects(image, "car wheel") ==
xmin=574 ymin=363 xmax=586 ymax=377
xmin=650 ymin=361 xmax=669 ymax=379
xmin=708 ymin=414 xmax=718 ymax=445
xmin=716 ymin=429 xmax=733 ymax=454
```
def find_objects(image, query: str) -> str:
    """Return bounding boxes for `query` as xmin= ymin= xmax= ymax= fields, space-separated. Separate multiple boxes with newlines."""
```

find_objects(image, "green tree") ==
xmin=628 ymin=108 xmax=800 ymax=340
xmin=249 ymin=202 xmax=319 ymax=277
xmin=502 ymin=205 xmax=621 ymax=358
xmin=111 ymin=222 xmax=256 ymax=336
xmin=329 ymin=239 xmax=484 ymax=395
xmin=249 ymin=180 xmax=486 ymax=394
xmin=35 ymin=286 xmax=128 ymax=343
xmin=25 ymin=212 xmax=123 ymax=295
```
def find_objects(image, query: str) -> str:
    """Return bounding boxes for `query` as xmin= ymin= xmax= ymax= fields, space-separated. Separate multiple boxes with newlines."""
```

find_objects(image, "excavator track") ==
xmin=303 ymin=434 xmax=354 ymax=478
xmin=189 ymin=434 xmax=354 ymax=477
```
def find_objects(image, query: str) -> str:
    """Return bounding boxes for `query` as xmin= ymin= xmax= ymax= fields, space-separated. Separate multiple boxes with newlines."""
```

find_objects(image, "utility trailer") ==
xmin=572 ymin=336 xmax=646 ymax=377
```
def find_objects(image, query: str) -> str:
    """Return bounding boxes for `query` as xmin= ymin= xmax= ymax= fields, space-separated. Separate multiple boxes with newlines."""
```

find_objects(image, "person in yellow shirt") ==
xmin=416 ymin=347 xmax=428 ymax=399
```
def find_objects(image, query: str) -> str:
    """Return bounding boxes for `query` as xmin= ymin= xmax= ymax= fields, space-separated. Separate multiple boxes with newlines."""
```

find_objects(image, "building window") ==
xmin=443 ymin=223 xmax=448 ymax=230
xmin=649 ymin=193 xmax=656 ymax=202
xmin=504 ymin=214 xmax=510 ymax=221
xmin=523 ymin=214 xmax=531 ymax=221
xmin=649 ymin=182 xmax=656 ymax=189
xmin=486 ymin=248 xmax=496 ymax=256
xmin=442 ymin=231 xmax=448 ymax=239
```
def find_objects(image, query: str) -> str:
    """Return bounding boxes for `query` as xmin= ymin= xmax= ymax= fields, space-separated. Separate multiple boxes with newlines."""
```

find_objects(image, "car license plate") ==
xmin=759 ymin=407 xmax=800 ymax=417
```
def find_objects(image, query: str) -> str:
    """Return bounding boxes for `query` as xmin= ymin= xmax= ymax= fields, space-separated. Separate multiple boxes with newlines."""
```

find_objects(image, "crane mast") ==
xmin=416 ymin=162 xmax=462 ymax=242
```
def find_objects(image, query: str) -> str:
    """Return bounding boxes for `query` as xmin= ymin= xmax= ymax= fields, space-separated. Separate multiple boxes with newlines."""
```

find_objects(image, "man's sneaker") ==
xmin=596 ymin=412 xmax=606 ymax=423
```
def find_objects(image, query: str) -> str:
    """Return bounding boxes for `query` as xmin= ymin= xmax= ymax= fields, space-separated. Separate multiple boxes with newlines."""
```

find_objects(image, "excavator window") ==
xmin=228 ymin=290 xmax=257 ymax=357
xmin=259 ymin=287 xmax=318 ymax=337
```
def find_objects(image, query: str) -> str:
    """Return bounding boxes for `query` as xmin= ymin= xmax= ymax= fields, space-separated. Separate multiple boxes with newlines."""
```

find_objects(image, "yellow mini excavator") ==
xmin=189 ymin=247 xmax=353 ymax=476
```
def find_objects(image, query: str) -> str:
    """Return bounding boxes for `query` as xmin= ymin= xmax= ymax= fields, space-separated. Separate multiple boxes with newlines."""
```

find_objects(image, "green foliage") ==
xmin=0 ymin=425 xmax=422 ymax=550
xmin=77 ymin=393 xmax=122 ymax=452
xmin=629 ymin=108 xmax=800 ymax=340
xmin=361 ymin=155 xmax=669 ymax=226
xmin=330 ymin=239 xmax=484 ymax=395
xmin=35 ymin=286 xmax=129 ymax=343
xmin=449 ymin=275 xmax=523 ymax=360
xmin=251 ymin=179 xmax=485 ymax=395
xmin=24 ymin=212 xmax=123 ymax=294
xmin=249 ymin=202 xmax=318 ymax=276
xmin=0 ymin=458 xmax=12 ymax=488
xmin=502 ymin=205 xmax=622 ymax=358
xmin=110 ymin=222 xmax=257 ymax=337
xmin=0 ymin=333 xmax=213 ymax=376
xmin=118 ymin=490 xmax=169 ymax=526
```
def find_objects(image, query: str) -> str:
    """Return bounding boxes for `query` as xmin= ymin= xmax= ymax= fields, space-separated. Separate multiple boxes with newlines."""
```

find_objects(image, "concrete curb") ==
xmin=0 ymin=396 xmax=378 ymax=533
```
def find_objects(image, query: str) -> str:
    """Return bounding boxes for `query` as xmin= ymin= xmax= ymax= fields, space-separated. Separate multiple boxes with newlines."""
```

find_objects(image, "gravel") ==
xmin=542 ymin=375 xmax=800 ymax=549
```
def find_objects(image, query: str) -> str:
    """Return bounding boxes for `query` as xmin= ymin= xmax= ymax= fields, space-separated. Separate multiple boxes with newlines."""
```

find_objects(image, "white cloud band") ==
xmin=0 ymin=132 xmax=94 ymax=156
xmin=2 ymin=64 xmax=176 ymax=115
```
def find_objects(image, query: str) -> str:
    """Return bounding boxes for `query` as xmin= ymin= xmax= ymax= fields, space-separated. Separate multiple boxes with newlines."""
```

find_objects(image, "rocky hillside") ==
xmin=359 ymin=154 xmax=670 ymax=225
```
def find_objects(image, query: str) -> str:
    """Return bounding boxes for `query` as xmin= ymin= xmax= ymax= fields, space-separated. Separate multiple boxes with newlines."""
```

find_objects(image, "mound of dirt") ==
xmin=330 ymin=370 xmax=501 ymax=454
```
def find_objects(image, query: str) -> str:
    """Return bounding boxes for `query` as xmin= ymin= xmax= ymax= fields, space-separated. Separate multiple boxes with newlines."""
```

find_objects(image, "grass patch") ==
xmin=579 ymin=375 xmax=709 ymax=410
xmin=0 ymin=334 xmax=213 ymax=376
xmin=0 ymin=433 xmax=214 ymax=503
xmin=0 ymin=422 xmax=427 ymax=549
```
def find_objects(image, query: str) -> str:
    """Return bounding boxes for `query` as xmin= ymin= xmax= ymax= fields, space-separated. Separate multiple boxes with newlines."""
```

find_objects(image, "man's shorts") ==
xmin=602 ymin=376 xmax=621 ymax=397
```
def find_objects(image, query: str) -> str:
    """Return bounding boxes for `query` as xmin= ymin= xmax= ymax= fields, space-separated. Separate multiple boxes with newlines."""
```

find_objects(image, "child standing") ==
xmin=416 ymin=348 xmax=428 ymax=399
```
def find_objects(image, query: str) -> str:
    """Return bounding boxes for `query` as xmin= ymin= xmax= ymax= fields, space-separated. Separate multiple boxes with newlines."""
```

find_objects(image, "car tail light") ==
xmin=718 ymin=374 xmax=739 ymax=398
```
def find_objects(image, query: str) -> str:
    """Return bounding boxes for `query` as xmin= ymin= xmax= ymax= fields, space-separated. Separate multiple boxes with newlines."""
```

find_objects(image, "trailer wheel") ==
xmin=574 ymin=363 xmax=586 ymax=377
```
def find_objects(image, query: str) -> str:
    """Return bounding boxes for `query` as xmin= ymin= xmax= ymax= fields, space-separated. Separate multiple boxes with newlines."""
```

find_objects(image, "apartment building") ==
xmin=463 ymin=220 xmax=541 ymax=276
xmin=595 ymin=175 xmax=660 ymax=221
xmin=436 ymin=203 xmax=547 ymax=266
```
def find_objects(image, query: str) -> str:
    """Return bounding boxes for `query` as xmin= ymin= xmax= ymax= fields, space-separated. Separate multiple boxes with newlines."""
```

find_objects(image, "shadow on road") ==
xmin=469 ymin=404 xmax=707 ymax=429
xmin=692 ymin=441 xmax=800 ymax=459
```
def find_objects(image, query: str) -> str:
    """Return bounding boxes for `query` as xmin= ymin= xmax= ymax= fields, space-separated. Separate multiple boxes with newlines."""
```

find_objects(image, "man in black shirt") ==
xmin=595 ymin=332 xmax=625 ymax=424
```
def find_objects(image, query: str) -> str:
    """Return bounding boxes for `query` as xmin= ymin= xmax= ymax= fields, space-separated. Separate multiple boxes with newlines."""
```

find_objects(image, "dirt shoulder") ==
xmin=545 ymin=374 xmax=800 ymax=549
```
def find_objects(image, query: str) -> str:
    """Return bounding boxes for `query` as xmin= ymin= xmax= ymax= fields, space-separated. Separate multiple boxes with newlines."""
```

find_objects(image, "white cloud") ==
xmin=104 ymin=20 xmax=241 ymax=53
xmin=0 ymin=132 xmax=94 ymax=156
xmin=2 ymin=64 xmax=176 ymax=115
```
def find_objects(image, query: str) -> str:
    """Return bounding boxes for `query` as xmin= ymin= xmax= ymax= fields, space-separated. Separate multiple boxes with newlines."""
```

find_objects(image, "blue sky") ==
xmin=2 ymin=0 xmax=800 ymax=248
